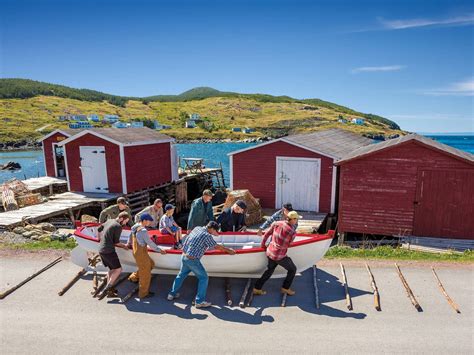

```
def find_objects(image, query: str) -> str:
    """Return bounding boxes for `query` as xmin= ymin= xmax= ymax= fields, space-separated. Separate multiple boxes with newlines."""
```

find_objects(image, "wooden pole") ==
xmin=0 ymin=257 xmax=62 ymax=300
xmin=91 ymin=271 xmax=99 ymax=294
xmin=58 ymin=255 xmax=100 ymax=296
xmin=340 ymin=262 xmax=352 ymax=310
xmin=239 ymin=278 xmax=251 ymax=308
xmin=281 ymin=292 xmax=288 ymax=307
xmin=365 ymin=263 xmax=381 ymax=311
xmin=92 ymin=278 xmax=108 ymax=298
xmin=313 ymin=265 xmax=320 ymax=309
xmin=431 ymin=267 xmax=460 ymax=314
xmin=245 ymin=282 xmax=254 ymax=307
xmin=395 ymin=263 xmax=422 ymax=312
xmin=224 ymin=278 xmax=233 ymax=306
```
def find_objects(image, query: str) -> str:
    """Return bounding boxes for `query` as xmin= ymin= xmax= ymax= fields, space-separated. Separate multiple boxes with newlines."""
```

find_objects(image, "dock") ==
xmin=21 ymin=176 xmax=68 ymax=195
xmin=0 ymin=191 xmax=118 ymax=230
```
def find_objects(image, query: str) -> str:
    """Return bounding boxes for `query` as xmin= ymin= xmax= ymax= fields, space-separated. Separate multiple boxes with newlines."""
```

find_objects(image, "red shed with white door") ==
xmin=336 ymin=134 xmax=474 ymax=239
xmin=53 ymin=128 xmax=177 ymax=194
xmin=229 ymin=129 xmax=373 ymax=213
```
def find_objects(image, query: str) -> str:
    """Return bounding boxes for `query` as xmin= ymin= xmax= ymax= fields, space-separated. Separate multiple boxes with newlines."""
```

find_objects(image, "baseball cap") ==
xmin=117 ymin=197 xmax=128 ymax=205
xmin=207 ymin=221 xmax=220 ymax=230
xmin=139 ymin=213 xmax=154 ymax=222
xmin=235 ymin=200 xmax=247 ymax=210
xmin=283 ymin=203 xmax=293 ymax=211
xmin=202 ymin=189 xmax=214 ymax=197
xmin=287 ymin=211 xmax=302 ymax=220
xmin=165 ymin=204 xmax=175 ymax=211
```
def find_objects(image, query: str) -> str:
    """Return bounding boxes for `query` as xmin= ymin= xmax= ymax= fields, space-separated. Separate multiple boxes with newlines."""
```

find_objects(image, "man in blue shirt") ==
xmin=187 ymin=189 xmax=215 ymax=230
xmin=257 ymin=203 xmax=298 ymax=235
xmin=167 ymin=221 xmax=235 ymax=308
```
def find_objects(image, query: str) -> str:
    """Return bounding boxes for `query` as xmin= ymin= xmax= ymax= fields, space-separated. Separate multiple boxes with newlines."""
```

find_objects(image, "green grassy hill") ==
xmin=0 ymin=78 xmax=403 ymax=142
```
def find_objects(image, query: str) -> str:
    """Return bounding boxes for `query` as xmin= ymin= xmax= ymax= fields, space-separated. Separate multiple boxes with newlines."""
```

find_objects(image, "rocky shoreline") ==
xmin=0 ymin=140 xmax=42 ymax=151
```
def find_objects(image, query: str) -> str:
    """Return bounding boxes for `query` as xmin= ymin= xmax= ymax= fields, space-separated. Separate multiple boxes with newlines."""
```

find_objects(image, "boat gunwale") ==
xmin=74 ymin=224 xmax=335 ymax=256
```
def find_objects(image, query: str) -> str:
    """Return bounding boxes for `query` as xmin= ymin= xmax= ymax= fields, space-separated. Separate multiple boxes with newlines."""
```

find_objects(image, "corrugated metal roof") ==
xmin=336 ymin=133 xmax=474 ymax=165
xmin=283 ymin=129 xmax=374 ymax=159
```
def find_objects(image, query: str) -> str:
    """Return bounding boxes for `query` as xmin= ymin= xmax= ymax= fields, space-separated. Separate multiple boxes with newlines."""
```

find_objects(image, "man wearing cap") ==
xmin=253 ymin=210 xmax=301 ymax=297
xmin=217 ymin=200 xmax=247 ymax=232
xmin=99 ymin=197 xmax=133 ymax=226
xmin=187 ymin=189 xmax=215 ymax=231
xmin=134 ymin=198 xmax=164 ymax=229
xmin=128 ymin=213 xmax=166 ymax=299
xmin=257 ymin=203 xmax=297 ymax=235
xmin=97 ymin=211 xmax=130 ymax=298
xmin=167 ymin=221 xmax=235 ymax=308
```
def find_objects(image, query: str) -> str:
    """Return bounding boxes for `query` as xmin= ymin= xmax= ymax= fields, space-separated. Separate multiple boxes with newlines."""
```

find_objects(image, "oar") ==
xmin=340 ymin=263 xmax=352 ymax=310
xmin=395 ymin=263 xmax=422 ymax=312
xmin=365 ymin=263 xmax=381 ymax=311
xmin=1 ymin=257 xmax=62 ymax=300
xmin=431 ymin=267 xmax=460 ymax=313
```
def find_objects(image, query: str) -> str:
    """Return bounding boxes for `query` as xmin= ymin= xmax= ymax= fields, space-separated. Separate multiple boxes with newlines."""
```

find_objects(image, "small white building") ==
xmin=351 ymin=118 xmax=365 ymax=125
xmin=103 ymin=115 xmax=120 ymax=123
xmin=130 ymin=121 xmax=144 ymax=128
xmin=69 ymin=121 xmax=92 ymax=129
xmin=112 ymin=121 xmax=128 ymax=129
xmin=185 ymin=120 xmax=197 ymax=128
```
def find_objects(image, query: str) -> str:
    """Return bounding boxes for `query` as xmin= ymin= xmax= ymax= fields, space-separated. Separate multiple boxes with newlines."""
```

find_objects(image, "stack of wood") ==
xmin=0 ymin=178 xmax=42 ymax=210
xmin=223 ymin=189 xmax=263 ymax=226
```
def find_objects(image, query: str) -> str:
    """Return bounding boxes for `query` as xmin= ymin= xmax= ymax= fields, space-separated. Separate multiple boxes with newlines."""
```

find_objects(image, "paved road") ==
xmin=0 ymin=255 xmax=473 ymax=354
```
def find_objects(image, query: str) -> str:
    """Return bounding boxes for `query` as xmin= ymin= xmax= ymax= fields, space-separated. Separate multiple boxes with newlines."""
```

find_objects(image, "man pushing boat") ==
xmin=167 ymin=221 xmax=235 ymax=308
xmin=253 ymin=210 xmax=302 ymax=297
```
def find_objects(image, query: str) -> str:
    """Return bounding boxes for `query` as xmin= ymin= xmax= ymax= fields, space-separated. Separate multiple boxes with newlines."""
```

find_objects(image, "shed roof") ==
xmin=228 ymin=128 xmax=374 ymax=160
xmin=284 ymin=129 xmax=374 ymax=160
xmin=57 ymin=127 xmax=174 ymax=146
xmin=336 ymin=133 xmax=474 ymax=165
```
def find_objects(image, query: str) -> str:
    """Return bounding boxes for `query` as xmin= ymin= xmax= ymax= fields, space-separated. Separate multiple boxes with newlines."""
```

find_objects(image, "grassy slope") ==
xmin=0 ymin=95 xmax=403 ymax=142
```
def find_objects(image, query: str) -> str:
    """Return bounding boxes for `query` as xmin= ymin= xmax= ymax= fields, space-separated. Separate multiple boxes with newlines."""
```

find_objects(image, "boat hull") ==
xmin=72 ymin=226 xmax=334 ymax=278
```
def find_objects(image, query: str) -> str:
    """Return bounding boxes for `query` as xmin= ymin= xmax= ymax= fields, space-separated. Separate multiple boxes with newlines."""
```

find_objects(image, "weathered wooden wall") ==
xmin=42 ymin=132 xmax=69 ymax=177
xmin=338 ymin=141 xmax=474 ymax=239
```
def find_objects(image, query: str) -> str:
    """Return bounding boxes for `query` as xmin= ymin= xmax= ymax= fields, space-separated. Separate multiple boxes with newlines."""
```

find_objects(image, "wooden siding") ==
xmin=124 ymin=143 xmax=172 ymax=193
xmin=64 ymin=133 xmax=123 ymax=193
xmin=232 ymin=141 xmax=334 ymax=212
xmin=338 ymin=141 xmax=474 ymax=239
xmin=43 ymin=132 xmax=69 ymax=177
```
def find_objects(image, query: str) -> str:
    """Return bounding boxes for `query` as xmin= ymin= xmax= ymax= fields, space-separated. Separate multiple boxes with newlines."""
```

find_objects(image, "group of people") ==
xmin=96 ymin=190 xmax=302 ymax=308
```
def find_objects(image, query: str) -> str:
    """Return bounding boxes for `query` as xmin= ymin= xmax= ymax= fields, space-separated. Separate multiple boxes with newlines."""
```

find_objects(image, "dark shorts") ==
xmin=99 ymin=251 xmax=121 ymax=270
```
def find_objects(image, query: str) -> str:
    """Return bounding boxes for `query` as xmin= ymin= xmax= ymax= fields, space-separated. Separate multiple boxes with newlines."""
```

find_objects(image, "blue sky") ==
xmin=1 ymin=0 xmax=473 ymax=133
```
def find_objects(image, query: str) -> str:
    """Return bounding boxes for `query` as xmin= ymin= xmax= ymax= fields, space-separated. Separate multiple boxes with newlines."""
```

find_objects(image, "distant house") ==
xmin=72 ymin=115 xmax=87 ymax=121
xmin=112 ymin=121 xmax=128 ymax=129
xmin=58 ymin=115 xmax=68 ymax=121
xmin=351 ymin=118 xmax=365 ymax=125
xmin=189 ymin=113 xmax=201 ymax=121
xmin=69 ymin=121 xmax=92 ymax=129
xmin=232 ymin=127 xmax=242 ymax=132
xmin=338 ymin=118 xmax=348 ymax=123
xmin=130 ymin=121 xmax=144 ymax=128
xmin=243 ymin=127 xmax=256 ymax=134
xmin=103 ymin=115 xmax=120 ymax=123
xmin=88 ymin=114 xmax=100 ymax=122
xmin=185 ymin=120 xmax=197 ymax=128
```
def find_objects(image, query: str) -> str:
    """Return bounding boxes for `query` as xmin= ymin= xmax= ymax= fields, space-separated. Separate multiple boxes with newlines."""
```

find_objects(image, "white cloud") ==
xmin=379 ymin=14 xmax=474 ymax=30
xmin=423 ymin=77 xmax=474 ymax=96
xmin=351 ymin=65 xmax=405 ymax=74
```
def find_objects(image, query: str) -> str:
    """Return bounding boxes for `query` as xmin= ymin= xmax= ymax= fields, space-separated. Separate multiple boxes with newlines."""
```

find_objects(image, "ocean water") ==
xmin=0 ymin=136 xmax=472 ymax=184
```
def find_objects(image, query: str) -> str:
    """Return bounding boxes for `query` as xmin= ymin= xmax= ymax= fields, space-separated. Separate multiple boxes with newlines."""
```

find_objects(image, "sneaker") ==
xmin=195 ymin=301 xmax=212 ymax=308
xmin=253 ymin=288 xmax=267 ymax=296
xmin=281 ymin=288 xmax=296 ymax=296
xmin=167 ymin=293 xmax=180 ymax=301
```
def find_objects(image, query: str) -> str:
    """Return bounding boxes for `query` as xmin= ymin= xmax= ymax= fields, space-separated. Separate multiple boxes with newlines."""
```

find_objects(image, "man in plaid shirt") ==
xmin=253 ymin=210 xmax=302 ymax=296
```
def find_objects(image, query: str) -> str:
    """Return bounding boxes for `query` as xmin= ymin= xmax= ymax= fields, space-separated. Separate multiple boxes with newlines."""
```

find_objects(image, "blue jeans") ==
xmin=170 ymin=255 xmax=209 ymax=304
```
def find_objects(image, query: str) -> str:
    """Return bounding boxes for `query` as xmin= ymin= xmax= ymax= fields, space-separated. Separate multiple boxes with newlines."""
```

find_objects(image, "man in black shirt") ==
xmin=217 ymin=200 xmax=247 ymax=232
xmin=98 ymin=211 xmax=130 ymax=297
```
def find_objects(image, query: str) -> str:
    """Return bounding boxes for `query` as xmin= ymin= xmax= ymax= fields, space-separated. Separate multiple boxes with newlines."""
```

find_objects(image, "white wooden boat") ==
xmin=71 ymin=224 xmax=335 ymax=278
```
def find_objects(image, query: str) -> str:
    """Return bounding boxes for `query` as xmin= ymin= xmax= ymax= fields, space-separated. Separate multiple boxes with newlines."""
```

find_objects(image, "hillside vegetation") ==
xmin=0 ymin=79 xmax=403 ymax=142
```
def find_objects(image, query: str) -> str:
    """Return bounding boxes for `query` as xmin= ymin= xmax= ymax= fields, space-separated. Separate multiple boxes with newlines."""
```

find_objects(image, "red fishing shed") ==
xmin=51 ymin=127 xmax=178 ymax=194
xmin=228 ymin=129 xmax=373 ymax=213
xmin=336 ymin=134 xmax=474 ymax=239
xmin=40 ymin=129 xmax=76 ymax=178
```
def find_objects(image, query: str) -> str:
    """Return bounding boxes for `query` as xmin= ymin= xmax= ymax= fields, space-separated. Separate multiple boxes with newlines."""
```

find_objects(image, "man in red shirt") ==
xmin=253 ymin=210 xmax=301 ymax=296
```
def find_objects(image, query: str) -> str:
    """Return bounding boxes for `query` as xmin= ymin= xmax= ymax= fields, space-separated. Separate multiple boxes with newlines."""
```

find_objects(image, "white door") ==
xmin=276 ymin=157 xmax=320 ymax=212
xmin=79 ymin=146 xmax=109 ymax=193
